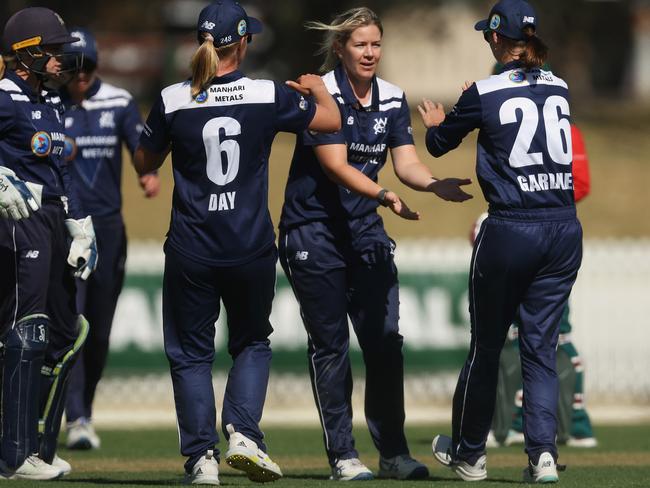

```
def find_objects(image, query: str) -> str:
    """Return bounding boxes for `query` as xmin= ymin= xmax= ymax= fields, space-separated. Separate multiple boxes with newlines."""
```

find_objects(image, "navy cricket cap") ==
xmin=197 ymin=0 xmax=263 ymax=47
xmin=2 ymin=7 xmax=79 ymax=54
xmin=65 ymin=28 xmax=99 ymax=66
xmin=474 ymin=0 xmax=537 ymax=41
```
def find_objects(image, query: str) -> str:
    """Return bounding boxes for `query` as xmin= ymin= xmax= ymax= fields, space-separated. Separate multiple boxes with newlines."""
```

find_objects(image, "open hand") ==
xmin=417 ymin=99 xmax=446 ymax=128
xmin=429 ymin=178 xmax=473 ymax=202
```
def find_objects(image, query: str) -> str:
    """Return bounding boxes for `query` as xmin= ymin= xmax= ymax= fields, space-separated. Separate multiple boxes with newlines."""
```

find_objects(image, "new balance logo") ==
xmin=25 ymin=250 xmax=39 ymax=259
xmin=295 ymin=251 xmax=309 ymax=261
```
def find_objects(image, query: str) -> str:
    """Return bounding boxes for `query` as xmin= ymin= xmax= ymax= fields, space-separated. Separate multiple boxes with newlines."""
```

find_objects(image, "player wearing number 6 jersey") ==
xmin=421 ymin=0 xmax=582 ymax=483
xmin=134 ymin=0 xmax=340 ymax=484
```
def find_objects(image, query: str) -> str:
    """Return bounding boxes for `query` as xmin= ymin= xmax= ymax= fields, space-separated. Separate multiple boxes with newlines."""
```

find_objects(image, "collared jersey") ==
xmin=62 ymin=78 xmax=143 ymax=219
xmin=426 ymin=63 xmax=575 ymax=211
xmin=0 ymin=70 xmax=82 ymax=217
xmin=280 ymin=64 xmax=414 ymax=229
xmin=139 ymin=70 xmax=316 ymax=266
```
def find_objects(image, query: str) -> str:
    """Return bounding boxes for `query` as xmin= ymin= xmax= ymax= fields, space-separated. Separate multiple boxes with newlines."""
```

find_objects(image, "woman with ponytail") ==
xmin=421 ymin=0 xmax=581 ymax=483
xmin=134 ymin=1 xmax=340 ymax=485
xmin=279 ymin=6 xmax=473 ymax=482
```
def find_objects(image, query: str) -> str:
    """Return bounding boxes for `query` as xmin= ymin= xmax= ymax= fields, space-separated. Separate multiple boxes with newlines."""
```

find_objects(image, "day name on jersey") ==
xmin=208 ymin=191 xmax=236 ymax=212
xmin=517 ymin=172 xmax=573 ymax=193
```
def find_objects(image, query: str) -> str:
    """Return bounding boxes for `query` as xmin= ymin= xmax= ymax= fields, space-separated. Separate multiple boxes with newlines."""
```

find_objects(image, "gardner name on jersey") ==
xmin=426 ymin=62 xmax=575 ymax=212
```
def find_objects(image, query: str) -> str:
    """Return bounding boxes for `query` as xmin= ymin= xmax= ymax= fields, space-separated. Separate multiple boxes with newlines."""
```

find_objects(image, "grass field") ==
xmin=15 ymin=424 xmax=650 ymax=487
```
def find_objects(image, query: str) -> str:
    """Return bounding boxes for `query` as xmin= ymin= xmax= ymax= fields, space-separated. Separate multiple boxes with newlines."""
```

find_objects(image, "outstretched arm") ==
xmin=391 ymin=144 xmax=473 ymax=202
xmin=314 ymin=144 xmax=419 ymax=221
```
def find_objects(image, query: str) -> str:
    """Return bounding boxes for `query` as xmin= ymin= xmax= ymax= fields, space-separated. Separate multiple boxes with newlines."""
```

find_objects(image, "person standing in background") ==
xmin=60 ymin=27 xmax=160 ymax=451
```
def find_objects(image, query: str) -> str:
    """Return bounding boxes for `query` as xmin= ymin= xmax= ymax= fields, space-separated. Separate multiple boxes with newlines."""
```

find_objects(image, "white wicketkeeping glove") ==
xmin=0 ymin=166 xmax=43 ymax=220
xmin=65 ymin=216 xmax=98 ymax=280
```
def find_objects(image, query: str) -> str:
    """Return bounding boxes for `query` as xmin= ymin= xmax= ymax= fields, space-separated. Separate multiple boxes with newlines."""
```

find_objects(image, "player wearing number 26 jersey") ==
xmin=422 ymin=0 xmax=582 ymax=483
xmin=134 ymin=1 xmax=340 ymax=484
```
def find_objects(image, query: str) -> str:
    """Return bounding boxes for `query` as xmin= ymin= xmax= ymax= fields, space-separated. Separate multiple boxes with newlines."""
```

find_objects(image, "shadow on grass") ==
xmin=64 ymin=479 xmax=180 ymax=485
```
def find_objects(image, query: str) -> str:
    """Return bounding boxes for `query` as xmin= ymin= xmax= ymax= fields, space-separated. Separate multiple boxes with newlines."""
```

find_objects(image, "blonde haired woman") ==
xmin=135 ymin=0 xmax=340 ymax=484
xmin=279 ymin=7 xmax=472 ymax=482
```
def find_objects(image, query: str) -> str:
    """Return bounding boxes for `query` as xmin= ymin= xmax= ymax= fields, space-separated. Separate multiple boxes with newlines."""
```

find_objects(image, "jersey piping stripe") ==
xmin=456 ymin=223 xmax=487 ymax=456
xmin=0 ymin=78 xmax=22 ymax=92
xmin=476 ymin=70 xmax=569 ymax=95
xmin=9 ymin=94 xmax=30 ymax=102
xmin=282 ymin=232 xmax=330 ymax=451
xmin=81 ymin=99 xmax=130 ymax=110
xmin=11 ymin=225 xmax=18 ymax=330
xmin=378 ymin=101 xmax=402 ymax=111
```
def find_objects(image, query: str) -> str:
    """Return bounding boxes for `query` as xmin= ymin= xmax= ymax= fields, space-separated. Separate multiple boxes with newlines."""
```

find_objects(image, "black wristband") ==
xmin=376 ymin=188 xmax=389 ymax=207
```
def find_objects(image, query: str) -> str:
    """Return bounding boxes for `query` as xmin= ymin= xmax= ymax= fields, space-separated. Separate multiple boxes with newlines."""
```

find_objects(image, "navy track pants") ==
xmin=452 ymin=207 xmax=582 ymax=464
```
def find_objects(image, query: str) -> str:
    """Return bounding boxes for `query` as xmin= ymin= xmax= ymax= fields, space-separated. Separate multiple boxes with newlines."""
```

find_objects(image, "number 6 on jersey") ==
xmin=203 ymin=116 xmax=241 ymax=185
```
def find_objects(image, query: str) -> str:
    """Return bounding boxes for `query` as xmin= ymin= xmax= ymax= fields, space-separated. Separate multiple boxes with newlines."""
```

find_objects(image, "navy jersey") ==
xmin=280 ymin=63 xmax=414 ymax=229
xmin=62 ymin=78 xmax=143 ymax=219
xmin=426 ymin=62 xmax=574 ymax=211
xmin=139 ymin=70 xmax=316 ymax=266
xmin=0 ymin=71 xmax=82 ymax=218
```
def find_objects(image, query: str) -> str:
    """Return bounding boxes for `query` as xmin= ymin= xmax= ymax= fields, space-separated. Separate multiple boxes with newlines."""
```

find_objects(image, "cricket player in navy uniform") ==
xmin=60 ymin=27 xmax=160 ymax=451
xmin=279 ymin=7 xmax=472 ymax=482
xmin=423 ymin=0 xmax=582 ymax=483
xmin=0 ymin=7 xmax=97 ymax=480
xmin=134 ymin=0 xmax=340 ymax=484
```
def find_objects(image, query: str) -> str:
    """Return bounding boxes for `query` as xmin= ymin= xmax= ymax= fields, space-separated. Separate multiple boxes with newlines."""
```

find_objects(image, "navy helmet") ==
xmin=197 ymin=0 xmax=262 ymax=47
xmin=65 ymin=27 xmax=98 ymax=67
xmin=474 ymin=0 xmax=537 ymax=41
xmin=2 ymin=7 xmax=79 ymax=54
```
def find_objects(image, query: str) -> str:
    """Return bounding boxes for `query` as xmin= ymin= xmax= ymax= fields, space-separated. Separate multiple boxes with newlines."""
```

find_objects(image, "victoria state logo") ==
xmin=63 ymin=136 xmax=77 ymax=162
xmin=489 ymin=14 xmax=501 ymax=30
xmin=195 ymin=90 xmax=208 ymax=103
xmin=509 ymin=70 xmax=526 ymax=83
xmin=31 ymin=131 xmax=52 ymax=157
xmin=237 ymin=19 xmax=247 ymax=36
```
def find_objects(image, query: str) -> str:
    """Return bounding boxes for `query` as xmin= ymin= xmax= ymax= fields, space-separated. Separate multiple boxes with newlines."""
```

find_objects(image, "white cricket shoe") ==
xmin=486 ymin=430 xmax=500 ymax=448
xmin=432 ymin=434 xmax=487 ymax=481
xmin=51 ymin=454 xmax=72 ymax=476
xmin=504 ymin=429 xmax=526 ymax=446
xmin=0 ymin=455 xmax=63 ymax=480
xmin=185 ymin=450 xmax=220 ymax=485
xmin=566 ymin=436 xmax=598 ymax=448
xmin=66 ymin=418 xmax=101 ymax=450
xmin=330 ymin=458 xmax=373 ymax=481
xmin=224 ymin=425 xmax=282 ymax=482
xmin=523 ymin=452 xmax=559 ymax=484
xmin=378 ymin=454 xmax=429 ymax=480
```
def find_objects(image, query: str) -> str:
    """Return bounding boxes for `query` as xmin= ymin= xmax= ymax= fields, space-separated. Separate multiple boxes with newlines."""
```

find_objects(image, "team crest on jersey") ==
xmin=509 ymin=70 xmax=526 ymax=83
xmin=489 ymin=14 xmax=501 ymax=30
xmin=31 ymin=131 xmax=52 ymax=157
xmin=373 ymin=117 xmax=387 ymax=135
xmin=237 ymin=19 xmax=247 ymax=36
xmin=63 ymin=136 xmax=77 ymax=162
xmin=99 ymin=111 xmax=116 ymax=128
xmin=298 ymin=96 xmax=308 ymax=111
xmin=195 ymin=90 xmax=208 ymax=103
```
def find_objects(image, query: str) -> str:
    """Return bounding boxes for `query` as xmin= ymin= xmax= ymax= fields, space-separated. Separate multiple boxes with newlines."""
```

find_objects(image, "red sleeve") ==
xmin=571 ymin=124 xmax=590 ymax=202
